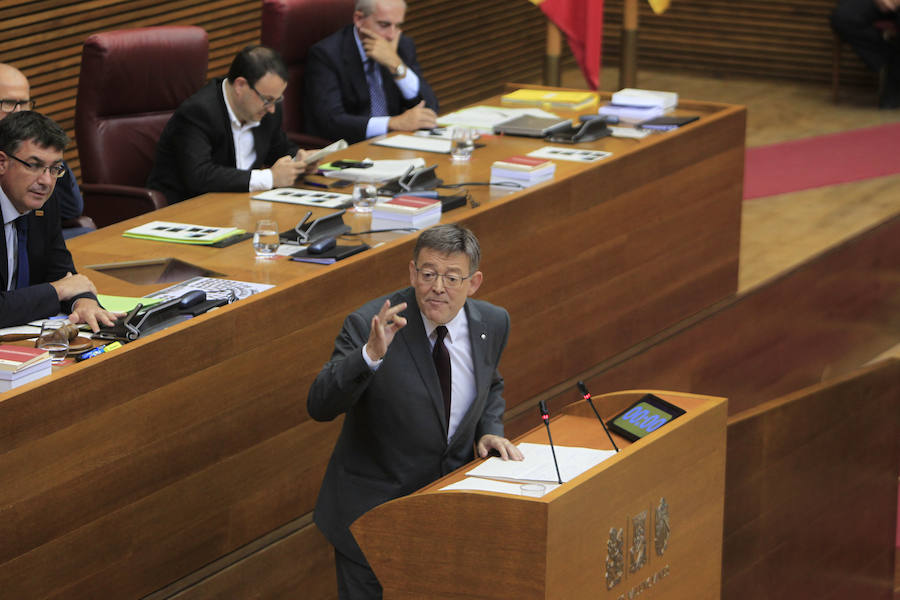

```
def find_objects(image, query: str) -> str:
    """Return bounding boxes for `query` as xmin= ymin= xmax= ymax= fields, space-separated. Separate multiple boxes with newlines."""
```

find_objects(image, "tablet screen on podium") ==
xmin=608 ymin=394 xmax=686 ymax=442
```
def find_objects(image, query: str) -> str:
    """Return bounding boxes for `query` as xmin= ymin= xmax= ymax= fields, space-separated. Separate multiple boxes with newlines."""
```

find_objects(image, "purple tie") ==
xmin=432 ymin=325 xmax=451 ymax=423
xmin=366 ymin=60 xmax=389 ymax=117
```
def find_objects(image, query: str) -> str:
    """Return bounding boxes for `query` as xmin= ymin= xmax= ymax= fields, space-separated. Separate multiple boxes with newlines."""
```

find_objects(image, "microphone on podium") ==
xmin=539 ymin=401 xmax=563 ymax=484
xmin=577 ymin=381 xmax=620 ymax=452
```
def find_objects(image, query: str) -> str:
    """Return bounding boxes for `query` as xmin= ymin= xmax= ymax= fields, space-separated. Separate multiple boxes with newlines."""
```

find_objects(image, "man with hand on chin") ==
xmin=0 ymin=111 xmax=121 ymax=329
xmin=304 ymin=0 xmax=439 ymax=144
xmin=308 ymin=224 xmax=522 ymax=599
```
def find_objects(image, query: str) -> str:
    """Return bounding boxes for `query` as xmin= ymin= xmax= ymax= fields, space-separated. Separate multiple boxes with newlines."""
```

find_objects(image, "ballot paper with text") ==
xmin=465 ymin=442 xmax=616 ymax=484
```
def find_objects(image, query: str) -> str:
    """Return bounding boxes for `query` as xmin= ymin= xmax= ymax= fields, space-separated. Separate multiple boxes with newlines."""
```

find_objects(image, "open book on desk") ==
xmin=464 ymin=442 xmax=616 ymax=484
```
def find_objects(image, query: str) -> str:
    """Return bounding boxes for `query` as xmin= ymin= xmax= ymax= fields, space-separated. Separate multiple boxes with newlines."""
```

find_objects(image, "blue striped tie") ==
xmin=366 ymin=60 xmax=389 ymax=117
xmin=15 ymin=216 xmax=29 ymax=289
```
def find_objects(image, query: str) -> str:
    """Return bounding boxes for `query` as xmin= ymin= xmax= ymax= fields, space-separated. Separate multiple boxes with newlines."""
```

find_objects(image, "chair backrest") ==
xmin=75 ymin=26 xmax=209 ymax=187
xmin=261 ymin=0 xmax=355 ymax=139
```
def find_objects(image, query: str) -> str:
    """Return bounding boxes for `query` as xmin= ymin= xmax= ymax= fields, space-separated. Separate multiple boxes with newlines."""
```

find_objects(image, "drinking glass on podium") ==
xmin=36 ymin=320 xmax=70 ymax=364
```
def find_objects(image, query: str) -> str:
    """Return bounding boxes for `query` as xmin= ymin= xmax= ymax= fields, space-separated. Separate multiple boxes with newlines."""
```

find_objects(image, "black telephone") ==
xmin=545 ymin=117 xmax=612 ymax=144
xmin=94 ymin=291 xmax=229 ymax=341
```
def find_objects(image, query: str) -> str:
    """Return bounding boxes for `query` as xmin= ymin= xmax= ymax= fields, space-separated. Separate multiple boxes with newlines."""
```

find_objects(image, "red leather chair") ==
xmin=75 ymin=26 xmax=208 ymax=228
xmin=261 ymin=0 xmax=355 ymax=148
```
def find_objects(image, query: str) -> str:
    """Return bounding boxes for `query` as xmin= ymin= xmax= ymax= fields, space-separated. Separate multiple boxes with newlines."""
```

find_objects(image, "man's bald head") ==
xmin=0 ymin=63 xmax=33 ymax=119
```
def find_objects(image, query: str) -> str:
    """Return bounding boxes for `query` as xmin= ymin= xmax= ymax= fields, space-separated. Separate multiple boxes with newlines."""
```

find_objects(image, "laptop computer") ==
xmin=493 ymin=114 xmax=572 ymax=137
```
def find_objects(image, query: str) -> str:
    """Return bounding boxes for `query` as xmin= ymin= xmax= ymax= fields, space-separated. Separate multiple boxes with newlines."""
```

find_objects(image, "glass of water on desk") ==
xmin=253 ymin=219 xmax=279 ymax=258
xmin=36 ymin=320 xmax=70 ymax=364
xmin=352 ymin=182 xmax=378 ymax=213
xmin=450 ymin=126 xmax=476 ymax=161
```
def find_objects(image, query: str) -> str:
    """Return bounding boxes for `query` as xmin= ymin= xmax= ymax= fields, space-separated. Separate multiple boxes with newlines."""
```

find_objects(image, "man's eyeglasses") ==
xmin=414 ymin=266 xmax=472 ymax=289
xmin=0 ymin=99 xmax=36 ymax=112
xmin=5 ymin=153 xmax=66 ymax=178
xmin=249 ymin=85 xmax=283 ymax=107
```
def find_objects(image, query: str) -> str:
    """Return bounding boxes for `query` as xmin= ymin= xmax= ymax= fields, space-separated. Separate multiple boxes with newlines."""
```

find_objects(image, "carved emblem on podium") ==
xmin=629 ymin=510 xmax=648 ymax=573
xmin=605 ymin=527 xmax=625 ymax=590
xmin=655 ymin=497 xmax=670 ymax=556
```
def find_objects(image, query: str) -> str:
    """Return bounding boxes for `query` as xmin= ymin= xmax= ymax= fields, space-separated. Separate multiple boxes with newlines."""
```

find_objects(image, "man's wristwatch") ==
xmin=393 ymin=62 xmax=408 ymax=79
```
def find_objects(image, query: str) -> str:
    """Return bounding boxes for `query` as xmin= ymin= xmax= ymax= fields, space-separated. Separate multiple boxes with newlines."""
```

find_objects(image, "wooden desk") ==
xmin=0 ymin=94 xmax=745 ymax=598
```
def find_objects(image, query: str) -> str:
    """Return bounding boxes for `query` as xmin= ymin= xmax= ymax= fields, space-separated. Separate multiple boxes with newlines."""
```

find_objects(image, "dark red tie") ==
xmin=432 ymin=325 xmax=451 ymax=423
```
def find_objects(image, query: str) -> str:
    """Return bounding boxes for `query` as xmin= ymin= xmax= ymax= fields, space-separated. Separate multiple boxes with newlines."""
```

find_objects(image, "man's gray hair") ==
xmin=413 ymin=224 xmax=481 ymax=273
xmin=356 ymin=0 xmax=406 ymax=17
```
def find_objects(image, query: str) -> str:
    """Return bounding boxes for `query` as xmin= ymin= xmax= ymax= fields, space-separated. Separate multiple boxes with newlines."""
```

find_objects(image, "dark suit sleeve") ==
xmin=307 ymin=310 xmax=377 ymax=421
xmin=475 ymin=308 xmax=509 ymax=441
xmin=169 ymin=102 xmax=254 ymax=198
xmin=0 ymin=197 xmax=95 ymax=327
xmin=53 ymin=163 xmax=84 ymax=220
xmin=304 ymin=42 xmax=372 ymax=144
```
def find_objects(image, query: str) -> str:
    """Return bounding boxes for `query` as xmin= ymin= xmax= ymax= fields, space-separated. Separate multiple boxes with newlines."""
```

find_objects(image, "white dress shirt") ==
xmin=222 ymin=80 xmax=274 ymax=192
xmin=1 ymin=186 xmax=27 ymax=291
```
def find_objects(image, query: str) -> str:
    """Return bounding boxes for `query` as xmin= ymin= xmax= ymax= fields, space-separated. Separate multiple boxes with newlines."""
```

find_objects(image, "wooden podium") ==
xmin=352 ymin=391 xmax=728 ymax=599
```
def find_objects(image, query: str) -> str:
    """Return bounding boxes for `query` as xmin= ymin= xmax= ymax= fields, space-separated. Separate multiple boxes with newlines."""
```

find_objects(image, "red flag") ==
xmin=538 ymin=0 xmax=604 ymax=89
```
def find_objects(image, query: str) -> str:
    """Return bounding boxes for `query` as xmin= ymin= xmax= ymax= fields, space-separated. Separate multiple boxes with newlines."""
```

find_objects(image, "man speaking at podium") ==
xmin=308 ymin=224 xmax=523 ymax=599
xmin=303 ymin=0 xmax=439 ymax=143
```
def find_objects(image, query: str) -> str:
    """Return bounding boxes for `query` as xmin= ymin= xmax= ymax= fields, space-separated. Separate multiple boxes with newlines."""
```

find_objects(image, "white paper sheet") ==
xmin=436 ymin=105 xmax=561 ymax=133
xmin=373 ymin=134 xmax=452 ymax=154
xmin=465 ymin=442 xmax=616 ymax=484
xmin=527 ymin=146 xmax=612 ymax=163
xmin=440 ymin=476 xmax=560 ymax=496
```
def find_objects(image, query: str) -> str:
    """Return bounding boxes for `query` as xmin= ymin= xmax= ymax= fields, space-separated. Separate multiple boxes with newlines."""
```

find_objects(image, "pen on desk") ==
xmin=303 ymin=179 xmax=329 ymax=189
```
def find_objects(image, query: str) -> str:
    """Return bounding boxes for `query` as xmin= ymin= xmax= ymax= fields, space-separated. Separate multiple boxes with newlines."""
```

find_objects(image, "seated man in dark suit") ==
xmin=308 ymin=224 xmax=523 ymax=599
xmin=0 ymin=63 xmax=93 ymax=238
xmin=304 ymin=0 xmax=439 ymax=144
xmin=831 ymin=0 xmax=900 ymax=108
xmin=0 ymin=111 xmax=119 ymax=329
xmin=147 ymin=45 xmax=318 ymax=205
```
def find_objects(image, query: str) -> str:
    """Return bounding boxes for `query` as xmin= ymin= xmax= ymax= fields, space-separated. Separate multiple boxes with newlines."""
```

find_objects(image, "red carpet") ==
xmin=744 ymin=122 xmax=900 ymax=200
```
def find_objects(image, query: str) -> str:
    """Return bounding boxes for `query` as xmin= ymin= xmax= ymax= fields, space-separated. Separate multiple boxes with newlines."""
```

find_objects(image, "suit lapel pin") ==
xmin=480 ymin=333 xmax=486 ymax=340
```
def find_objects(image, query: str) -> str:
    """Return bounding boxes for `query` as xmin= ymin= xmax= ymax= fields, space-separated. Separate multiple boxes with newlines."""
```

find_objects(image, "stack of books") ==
xmin=0 ymin=345 xmax=52 ymax=392
xmin=501 ymin=88 xmax=598 ymax=111
xmin=597 ymin=87 xmax=678 ymax=124
xmin=490 ymin=156 xmax=556 ymax=188
xmin=370 ymin=195 xmax=442 ymax=231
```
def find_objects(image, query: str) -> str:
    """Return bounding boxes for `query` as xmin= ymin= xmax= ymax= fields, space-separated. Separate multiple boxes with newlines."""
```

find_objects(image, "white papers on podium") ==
xmin=465 ymin=442 xmax=616 ymax=484
xmin=440 ymin=477 xmax=561 ymax=496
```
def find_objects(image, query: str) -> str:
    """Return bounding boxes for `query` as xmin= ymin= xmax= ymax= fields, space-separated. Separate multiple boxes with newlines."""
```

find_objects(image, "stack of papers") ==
xmin=490 ymin=155 xmax=556 ymax=187
xmin=0 ymin=345 xmax=52 ymax=392
xmin=371 ymin=195 xmax=442 ymax=231
xmin=501 ymin=89 xmax=598 ymax=110
xmin=598 ymin=103 xmax=665 ymax=124
xmin=611 ymin=88 xmax=678 ymax=109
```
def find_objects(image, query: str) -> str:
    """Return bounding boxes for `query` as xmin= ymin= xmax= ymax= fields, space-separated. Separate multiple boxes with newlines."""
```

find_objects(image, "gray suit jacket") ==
xmin=308 ymin=286 xmax=509 ymax=562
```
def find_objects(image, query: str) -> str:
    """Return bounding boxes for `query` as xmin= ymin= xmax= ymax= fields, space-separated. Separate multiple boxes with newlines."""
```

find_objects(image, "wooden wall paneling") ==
xmin=722 ymin=359 xmax=900 ymax=600
xmin=602 ymin=0 xmax=874 ymax=88
xmin=508 ymin=212 xmax=900 ymax=438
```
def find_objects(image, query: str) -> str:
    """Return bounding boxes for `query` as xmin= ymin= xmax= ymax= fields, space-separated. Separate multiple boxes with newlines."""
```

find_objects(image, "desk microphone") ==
xmin=577 ymin=381 xmax=620 ymax=452
xmin=539 ymin=401 xmax=563 ymax=484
